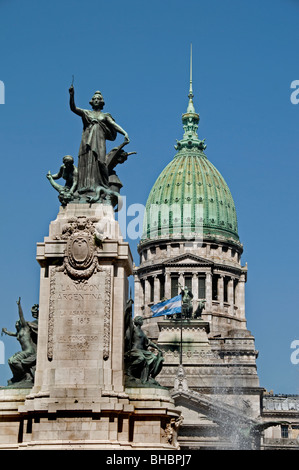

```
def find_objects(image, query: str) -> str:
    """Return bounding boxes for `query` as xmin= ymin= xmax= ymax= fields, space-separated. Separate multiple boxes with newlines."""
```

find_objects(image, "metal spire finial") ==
xmin=188 ymin=43 xmax=193 ymax=100
xmin=175 ymin=44 xmax=207 ymax=152
xmin=186 ymin=44 xmax=196 ymax=114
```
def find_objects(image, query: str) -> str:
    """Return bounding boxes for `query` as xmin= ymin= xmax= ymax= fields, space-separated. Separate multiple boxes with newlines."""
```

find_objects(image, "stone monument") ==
xmin=0 ymin=84 xmax=181 ymax=450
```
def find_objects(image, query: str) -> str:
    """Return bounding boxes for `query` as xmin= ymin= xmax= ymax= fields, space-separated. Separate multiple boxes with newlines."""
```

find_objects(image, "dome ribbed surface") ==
xmin=141 ymin=149 xmax=239 ymax=244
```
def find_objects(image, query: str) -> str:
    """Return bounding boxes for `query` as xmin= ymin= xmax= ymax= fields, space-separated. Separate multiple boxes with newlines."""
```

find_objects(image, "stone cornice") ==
xmin=134 ymin=253 xmax=243 ymax=277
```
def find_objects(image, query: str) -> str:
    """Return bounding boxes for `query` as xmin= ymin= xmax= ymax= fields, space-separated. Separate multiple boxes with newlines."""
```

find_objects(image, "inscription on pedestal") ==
xmin=48 ymin=267 xmax=112 ymax=362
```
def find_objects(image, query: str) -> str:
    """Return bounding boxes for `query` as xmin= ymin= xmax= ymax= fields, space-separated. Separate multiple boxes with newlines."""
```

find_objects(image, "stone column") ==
xmin=192 ymin=273 xmax=199 ymax=312
xmin=154 ymin=275 xmax=160 ymax=304
xmin=144 ymin=277 xmax=151 ymax=306
xmin=166 ymin=244 xmax=171 ymax=257
xmin=134 ymin=275 xmax=142 ymax=317
xmin=205 ymin=271 xmax=212 ymax=312
xmin=179 ymin=272 xmax=184 ymax=290
xmin=165 ymin=270 xmax=171 ymax=299
xmin=192 ymin=273 xmax=198 ymax=299
xmin=218 ymin=275 xmax=224 ymax=310
xmin=237 ymin=274 xmax=246 ymax=319
xmin=228 ymin=278 xmax=234 ymax=315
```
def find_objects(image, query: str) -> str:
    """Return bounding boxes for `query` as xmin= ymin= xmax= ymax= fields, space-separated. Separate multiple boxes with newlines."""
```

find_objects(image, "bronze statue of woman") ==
xmin=69 ymin=85 xmax=129 ymax=194
xmin=1 ymin=298 xmax=38 ymax=385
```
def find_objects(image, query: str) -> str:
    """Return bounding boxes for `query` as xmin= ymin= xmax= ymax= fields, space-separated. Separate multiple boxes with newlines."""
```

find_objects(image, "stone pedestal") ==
xmin=32 ymin=203 xmax=132 ymax=397
xmin=157 ymin=319 xmax=211 ymax=356
xmin=156 ymin=318 xmax=213 ymax=388
xmin=0 ymin=388 xmax=28 ymax=449
xmin=11 ymin=204 xmax=181 ymax=449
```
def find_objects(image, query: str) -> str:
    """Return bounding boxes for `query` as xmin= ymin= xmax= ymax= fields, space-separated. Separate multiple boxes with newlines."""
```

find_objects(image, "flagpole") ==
xmin=179 ymin=288 xmax=183 ymax=365
xmin=180 ymin=312 xmax=183 ymax=365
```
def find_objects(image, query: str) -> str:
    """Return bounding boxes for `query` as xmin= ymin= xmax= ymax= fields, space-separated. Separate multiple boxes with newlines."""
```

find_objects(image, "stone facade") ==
xmin=261 ymin=394 xmax=299 ymax=450
xmin=134 ymin=238 xmax=263 ymax=449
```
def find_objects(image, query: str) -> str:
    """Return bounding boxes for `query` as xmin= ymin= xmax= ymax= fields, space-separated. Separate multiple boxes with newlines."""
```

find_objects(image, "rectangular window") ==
xmin=149 ymin=278 xmax=154 ymax=303
xmin=212 ymin=275 xmax=218 ymax=301
xmin=141 ymin=279 xmax=145 ymax=304
xmin=185 ymin=276 xmax=192 ymax=292
xmin=159 ymin=276 xmax=165 ymax=300
xmin=281 ymin=425 xmax=289 ymax=438
xmin=198 ymin=274 xmax=206 ymax=299
xmin=224 ymin=277 xmax=229 ymax=303
xmin=171 ymin=276 xmax=179 ymax=298
xmin=234 ymin=279 xmax=238 ymax=304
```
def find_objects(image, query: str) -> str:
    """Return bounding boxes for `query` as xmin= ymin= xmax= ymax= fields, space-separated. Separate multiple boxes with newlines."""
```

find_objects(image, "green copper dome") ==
xmin=141 ymin=62 xmax=239 ymax=246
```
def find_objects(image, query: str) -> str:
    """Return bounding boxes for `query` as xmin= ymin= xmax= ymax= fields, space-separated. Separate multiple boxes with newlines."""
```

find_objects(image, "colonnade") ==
xmin=134 ymin=269 xmax=246 ymax=319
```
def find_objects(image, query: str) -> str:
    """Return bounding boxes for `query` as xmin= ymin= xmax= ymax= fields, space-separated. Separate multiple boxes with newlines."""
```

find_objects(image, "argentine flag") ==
xmin=150 ymin=295 xmax=182 ymax=317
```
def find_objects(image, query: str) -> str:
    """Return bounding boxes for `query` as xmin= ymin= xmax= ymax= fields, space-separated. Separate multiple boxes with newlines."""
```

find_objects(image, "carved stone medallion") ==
xmin=62 ymin=217 xmax=99 ymax=280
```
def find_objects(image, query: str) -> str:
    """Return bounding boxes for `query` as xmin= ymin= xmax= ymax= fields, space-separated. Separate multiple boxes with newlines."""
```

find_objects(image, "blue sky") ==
xmin=0 ymin=0 xmax=298 ymax=393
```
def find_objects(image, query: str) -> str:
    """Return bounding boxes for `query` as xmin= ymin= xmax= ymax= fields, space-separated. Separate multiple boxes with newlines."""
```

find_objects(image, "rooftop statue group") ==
xmin=176 ymin=284 xmax=205 ymax=319
xmin=47 ymin=85 xmax=136 ymax=208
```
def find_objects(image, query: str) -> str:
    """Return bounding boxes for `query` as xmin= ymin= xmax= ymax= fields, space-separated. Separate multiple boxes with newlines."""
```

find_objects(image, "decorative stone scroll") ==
xmin=48 ymin=264 xmax=64 ymax=361
xmin=103 ymin=271 xmax=112 ymax=361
